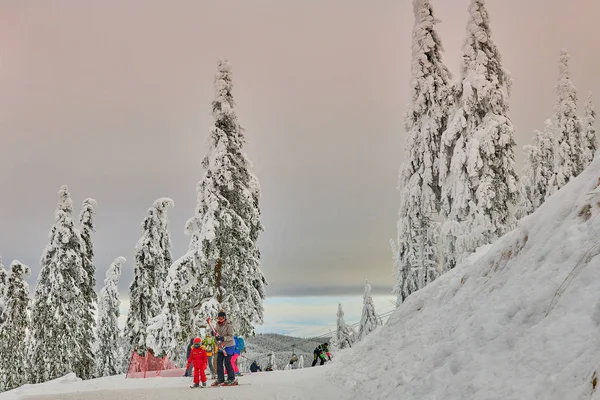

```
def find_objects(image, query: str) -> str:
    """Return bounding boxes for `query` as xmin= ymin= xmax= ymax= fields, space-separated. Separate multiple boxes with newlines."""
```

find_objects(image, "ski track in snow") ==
xmin=5 ymin=366 xmax=345 ymax=400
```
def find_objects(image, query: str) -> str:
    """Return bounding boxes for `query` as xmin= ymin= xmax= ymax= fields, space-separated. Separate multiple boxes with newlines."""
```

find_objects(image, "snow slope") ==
xmin=2 ymin=366 xmax=345 ymax=400
xmin=331 ymin=155 xmax=600 ymax=399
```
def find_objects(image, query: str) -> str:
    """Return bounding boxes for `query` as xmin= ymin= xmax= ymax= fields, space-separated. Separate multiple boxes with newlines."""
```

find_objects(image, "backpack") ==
xmin=237 ymin=337 xmax=246 ymax=352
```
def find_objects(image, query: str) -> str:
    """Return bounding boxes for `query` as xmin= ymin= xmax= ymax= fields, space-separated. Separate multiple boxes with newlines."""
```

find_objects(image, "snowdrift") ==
xmin=332 ymin=156 xmax=600 ymax=400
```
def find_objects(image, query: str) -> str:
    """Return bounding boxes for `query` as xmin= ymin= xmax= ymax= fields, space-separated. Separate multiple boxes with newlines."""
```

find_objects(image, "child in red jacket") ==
xmin=186 ymin=337 xmax=208 ymax=388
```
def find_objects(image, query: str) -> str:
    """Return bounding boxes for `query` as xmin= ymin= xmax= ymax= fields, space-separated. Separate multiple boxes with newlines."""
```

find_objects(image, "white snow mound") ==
xmin=332 ymin=154 xmax=600 ymax=400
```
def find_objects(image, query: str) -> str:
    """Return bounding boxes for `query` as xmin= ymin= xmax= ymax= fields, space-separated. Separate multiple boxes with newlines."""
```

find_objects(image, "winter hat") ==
xmin=218 ymin=311 xmax=226 ymax=318
xmin=193 ymin=337 xmax=202 ymax=344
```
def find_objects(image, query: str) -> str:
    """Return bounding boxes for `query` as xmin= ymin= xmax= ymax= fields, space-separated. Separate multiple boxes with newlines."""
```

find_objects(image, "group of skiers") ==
xmin=183 ymin=311 xmax=246 ymax=388
xmin=312 ymin=342 xmax=332 ymax=366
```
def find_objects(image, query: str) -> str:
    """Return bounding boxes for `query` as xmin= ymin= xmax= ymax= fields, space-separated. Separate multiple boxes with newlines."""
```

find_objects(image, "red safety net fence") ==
xmin=125 ymin=349 xmax=184 ymax=378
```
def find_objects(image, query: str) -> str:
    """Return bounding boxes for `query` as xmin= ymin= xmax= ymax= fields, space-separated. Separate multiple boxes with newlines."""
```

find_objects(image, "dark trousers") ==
xmin=217 ymin=350 xmax=235 ymax=382
xmin=312 ymin=350 xmax=325 ymax=366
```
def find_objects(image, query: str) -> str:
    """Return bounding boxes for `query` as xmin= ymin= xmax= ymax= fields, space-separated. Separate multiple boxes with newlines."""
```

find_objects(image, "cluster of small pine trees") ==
xmin=0 ymin=59 xmax=266 ymax=393
xmin=334 ymin=280 xmax=382 ymax=350
xmin=518 ymin=51 xmax=596 ymax=218
xmin=392 ymin=0 xmax=597 ymax=305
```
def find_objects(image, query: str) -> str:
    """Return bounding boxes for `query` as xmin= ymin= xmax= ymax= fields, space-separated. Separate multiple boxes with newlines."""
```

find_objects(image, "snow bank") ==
xmin=332 ymin=155 xmax=600 ymax=400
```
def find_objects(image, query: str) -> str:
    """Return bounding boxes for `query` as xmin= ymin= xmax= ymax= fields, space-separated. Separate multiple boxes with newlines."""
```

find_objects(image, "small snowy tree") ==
xmin=298 ymin=354 xmax=304 ymax=369
xmin=28 ymin=185 xmax=86 ymax=383
xmin=94 ymin=257 xmax=125 ymax=378
xmin=550 ymin=49 xmax=583 ymax=193
xmin=267 ymin=352 xmax=278 ymax=371
xmin=188 ymin=59 xmax=266 ymax=336
xmin=518 ymin=120 xmax=555 ymax=218
xmin=582 ymin=91 xmax=597 ymax=167
xmin=357 ymin=280 xmax=381 ymax=341
xmin=0 ymin=261 xmax=30 ymax=392
xmin=336 ymin=303 xmax=355 ymax=350
xmin=439 ymin=0 xmax=518 ymax=268
xmin=0 ymin=257 xmax=7 ymax=327
xmin=77 ymin=198 xmax=97 ymax=380
xmin=393 ymin=0 xmax=453 ymax=304
xmin=124 ymin=198 xmax=174 ymax=356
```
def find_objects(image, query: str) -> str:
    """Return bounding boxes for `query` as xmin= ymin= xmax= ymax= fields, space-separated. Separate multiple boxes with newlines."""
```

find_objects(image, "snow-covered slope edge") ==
xmin=332 ymin=155 xmax=600 ymax=400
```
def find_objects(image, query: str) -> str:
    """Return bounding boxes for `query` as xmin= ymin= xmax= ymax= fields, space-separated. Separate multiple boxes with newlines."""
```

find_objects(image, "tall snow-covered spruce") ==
xmin=518 ymin=120 xmax=555 ymax=218
xmin=0 ymin=261 xmax=30 ymax=392
xmin=94 ymin=257 xmax=125 ymax=378
xmin=582 ymin=91 xmax=597 ymax=167
xmin=124 ymin=198 xmax=174 ymax=356
xmin=392 ymin=0 xmax=453 ymax=304
xmin=439 ymin=0 xmax=518 ymax=267
xmin=77 ymin=198 xmax=97 ymax=380
xmin=550 ymin=49 xmax=583 ymax=193
xmin=187 ymin=59 xmax=266 ymax=336
xmin=336 ymin=303 xmax=355 ymax=350
xmin=357 ymin=280 xmax=381 ymax=341
xmin=28 ymin=186 xmax=87 ymax=383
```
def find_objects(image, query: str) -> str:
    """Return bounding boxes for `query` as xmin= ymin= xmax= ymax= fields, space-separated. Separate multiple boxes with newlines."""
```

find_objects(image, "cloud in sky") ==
xmin=118 ymin=295 xmax=396 ymax=338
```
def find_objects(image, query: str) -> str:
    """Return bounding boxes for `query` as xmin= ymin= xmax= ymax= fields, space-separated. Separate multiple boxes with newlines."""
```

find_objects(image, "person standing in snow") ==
xmin=186 ymin=337 xmax=208 ymax=388
xmin=184 ymin=338 xmax=194 ymax=377
xmin=211 ymin=311 xmax=237 ymax=386
xmin=202 ymin=332 xmax=217 ymax=379
xmin=312 ymin=344 xmax=325 ymax=366
xmin=231 ymin=336 xmax=241 ymax=376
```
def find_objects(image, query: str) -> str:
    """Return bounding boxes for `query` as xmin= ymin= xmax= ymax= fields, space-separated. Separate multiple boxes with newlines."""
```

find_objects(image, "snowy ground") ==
xmin=330 ymin=155 xmax=600 ymax=399
xmin=2 ymin=366 xmax=345 ymax=400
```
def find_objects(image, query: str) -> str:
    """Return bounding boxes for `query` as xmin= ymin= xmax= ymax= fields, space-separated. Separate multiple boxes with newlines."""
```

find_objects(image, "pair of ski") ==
xmin=190 ymin=380 xmax=247 ymax=388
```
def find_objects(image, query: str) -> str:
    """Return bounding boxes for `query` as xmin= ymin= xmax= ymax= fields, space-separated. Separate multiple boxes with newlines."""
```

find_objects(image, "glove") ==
xmin=216 ymin=336 xmax=225 ymax=342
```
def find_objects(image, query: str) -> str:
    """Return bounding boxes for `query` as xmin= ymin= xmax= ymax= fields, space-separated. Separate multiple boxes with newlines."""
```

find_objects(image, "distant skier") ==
xmin=311 ymin=343 xmax=331 ymax=366
xmin=202 ymin=333 xmax=217 ymax=379
xmin=186 ymin=337 xmax=208 ymax=388
xmin=232 ymin=336 xmax=242 ymax=376
xmin=210 ymin=311 xmax=237 ymax=386
xmin=250 ymin=360 xmax=262 ymax=373
xmin=184 ymin=338 xmax=194 ymax=377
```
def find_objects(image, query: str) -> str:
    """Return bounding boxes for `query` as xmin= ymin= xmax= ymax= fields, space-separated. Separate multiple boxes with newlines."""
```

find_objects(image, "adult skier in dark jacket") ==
xmin=184 ymin=338 xmax=194 ymax=377
xmin=211 ymin=311 xmax=237 ymax=386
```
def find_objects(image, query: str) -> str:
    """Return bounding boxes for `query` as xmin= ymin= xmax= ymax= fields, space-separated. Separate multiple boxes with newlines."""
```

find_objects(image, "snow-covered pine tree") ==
xmin=124 ymin=198 xmax=174 ymax=356
xmin=77 ymin=198 xmax=97 ymax=380
xmin=550 ymin=49 xmax=583 ymax=194
xmin=357 ymin=280 xmax=381 ymax=341
xmin=28 ymin=185 xmax=86 ymax=383
xmin=267 ymin=353 xmax=278 ymax=370
xmin=146 ymin=260 xmax=185 ymax=361
xmin=439 ymin=0 xmax=518 ymax=267
xmin=582 ymin=91 xmax=597 ymax=168
xmin=336 ymin=303 xmax=355 ymax=350
xmin=298 ymin=354 xmax=304 ymax=369
xmin=94 ymin=257 xmax=125 ymax=378
xmin=518 ymin=120 xmax=555 ymax=218
xmin=392 ymin=0 xmax=453 ymax=304
xmin=188 ymin=59 xmax=266 ymax=336
xmin=0 ymin=261 xmax=31 ymax=392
